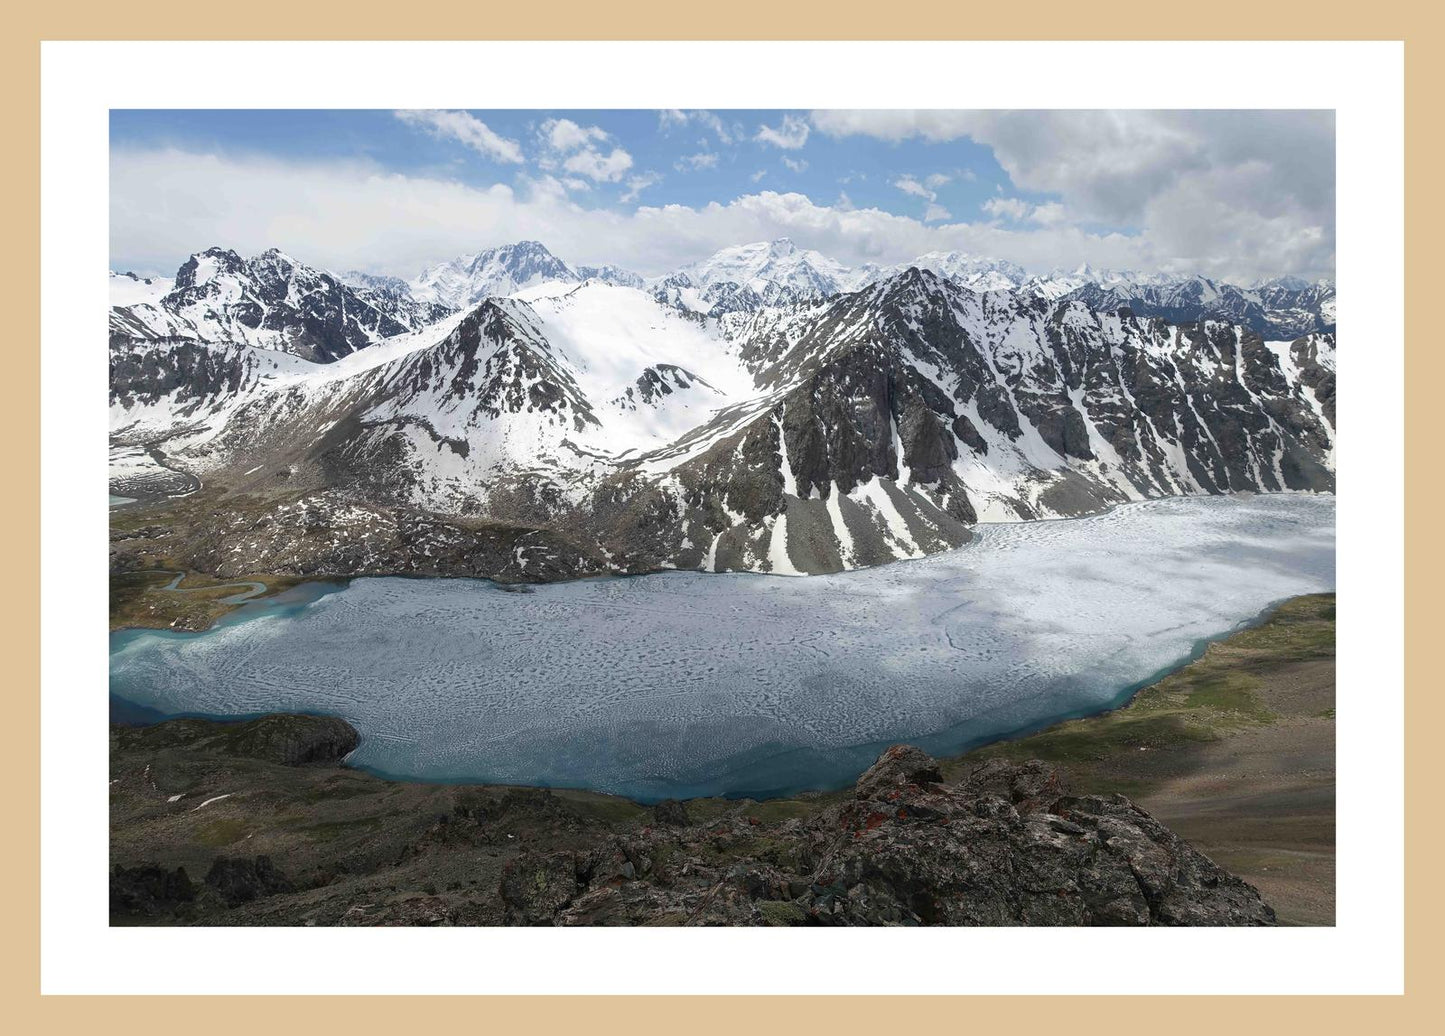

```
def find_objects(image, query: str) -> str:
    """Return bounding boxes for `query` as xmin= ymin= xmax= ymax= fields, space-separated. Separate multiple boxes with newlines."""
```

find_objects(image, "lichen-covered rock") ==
xmin=114 ymin=713 xmax=360 ymax=767
xmin=215 ymin=714 xmax=360 ymax=766
xmin=853 ymin=744 xmax=944 ymax=799
xmin=529 ymin=747 xmax=1277 ymax=927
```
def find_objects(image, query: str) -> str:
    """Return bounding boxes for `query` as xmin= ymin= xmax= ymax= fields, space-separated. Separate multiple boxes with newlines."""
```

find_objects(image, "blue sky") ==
xmin=109 ymin=109 xmax=1334 ymax=283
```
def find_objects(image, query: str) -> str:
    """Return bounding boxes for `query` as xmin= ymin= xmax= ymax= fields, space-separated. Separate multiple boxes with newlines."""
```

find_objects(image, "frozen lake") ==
xmin=110 ymin=494 xmax=1335 ymax=801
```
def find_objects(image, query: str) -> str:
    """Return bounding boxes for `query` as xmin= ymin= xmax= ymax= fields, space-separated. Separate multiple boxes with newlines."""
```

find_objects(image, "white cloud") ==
xmin=562 ymin=147 xmax=634 ymax=183
xmin=619 ymin=172 xmax=662 ymax=203
xmin=1030 ymin=201 xmax=1066 ymax=226
xmin=981 ymin=197 xmax=1031 ymax=221
xmin=983 ymin=197 xmax=1071 ymax=226
xmin=781 ymin=156 xmax=809 ymax=173
xmin=675 ymin=152 xmax=720 ymax=172
xmin=750 ymin=169 xmax=767 ymax=183
xmin=811 ymin=110 xmax=981 ymax=143
xmin=813 ymin=109 xmax=1335 ymax=279
xmin=659 ymin=109 xmax=737 ymax=146
xmin=755 ymin=114 xmax=810 ymax=150
xmin=111 ymin=147 xmax=1184 ymax=282
xmin=393 ymin=110 xmax=523 ymax=164
xmin=894 ymin=174 xmax=953 ymax=221
xmin=534 ymin=118 xmax=634 ymax=184
xmin=893 ymin=175 xmax=933 ymax=200
xmin=541 ymin=118 xmax=608 ymax=153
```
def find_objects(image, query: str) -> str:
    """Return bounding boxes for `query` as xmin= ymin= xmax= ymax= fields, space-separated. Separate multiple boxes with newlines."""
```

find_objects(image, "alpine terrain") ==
xmin=109 ymin=239 xmax=1336 ymax=583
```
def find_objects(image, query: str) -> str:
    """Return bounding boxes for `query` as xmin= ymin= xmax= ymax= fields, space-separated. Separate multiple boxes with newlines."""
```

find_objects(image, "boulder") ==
xmin=205 ymin=855 xmax=293 ymax=906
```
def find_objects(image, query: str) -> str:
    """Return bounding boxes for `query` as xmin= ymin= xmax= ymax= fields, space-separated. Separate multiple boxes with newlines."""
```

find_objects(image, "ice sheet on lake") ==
xmin=109 ymin=494 xmax=1336 ymax=801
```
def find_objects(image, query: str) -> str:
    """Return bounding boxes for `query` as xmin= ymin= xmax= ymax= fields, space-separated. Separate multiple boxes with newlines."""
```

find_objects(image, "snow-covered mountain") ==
xmin=410 ymin=240 xmax=578 ymax=309
xmin=576 ymin=264 xmax=646 ymax=290
xmin=655 ymin=239 xmax=867 ymax=317
xmin=110 ymin=246 xmax=1336 ymax=583
xmin=111 ymin=247 xmax=451 ymax=363
xmin=109 ymin=270 xmax=174 ymax=307
xmin=409 ymin=240 xmax=645 ymax=309
xmin=874 ymin=251 xmax=1030 ymax=293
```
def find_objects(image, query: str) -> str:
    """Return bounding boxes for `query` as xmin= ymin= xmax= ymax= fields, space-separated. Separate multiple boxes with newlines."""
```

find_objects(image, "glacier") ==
xmin=109 ymin=493 xmax=1335 ymax=801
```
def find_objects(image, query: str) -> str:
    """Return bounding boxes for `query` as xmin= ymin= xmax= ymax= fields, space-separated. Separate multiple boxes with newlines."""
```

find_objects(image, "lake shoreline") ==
xmin=110 ymin=493 xmax=1335 ymax=801
xmin=108 ymin=488 xmax=1334 ymax=634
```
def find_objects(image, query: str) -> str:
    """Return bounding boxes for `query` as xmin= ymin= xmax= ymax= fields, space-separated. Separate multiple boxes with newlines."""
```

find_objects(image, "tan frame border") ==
xmin=6 ymin=2 xmax=1435 ymax=1025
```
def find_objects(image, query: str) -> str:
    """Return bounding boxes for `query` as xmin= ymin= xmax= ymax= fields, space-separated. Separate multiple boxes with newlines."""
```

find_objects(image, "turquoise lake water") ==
xmin=110 ymin=494 xmax=1336 ymax=801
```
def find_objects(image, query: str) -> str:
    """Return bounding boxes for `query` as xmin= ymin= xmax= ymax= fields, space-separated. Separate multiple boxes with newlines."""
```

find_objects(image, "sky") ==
xmin=109 ymin=109 xmax=1335 ymax=284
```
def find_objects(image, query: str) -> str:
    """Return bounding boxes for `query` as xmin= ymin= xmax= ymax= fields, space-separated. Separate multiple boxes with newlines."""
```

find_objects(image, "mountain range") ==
xmin=109 ymin=239 xmax=1336 ymax=581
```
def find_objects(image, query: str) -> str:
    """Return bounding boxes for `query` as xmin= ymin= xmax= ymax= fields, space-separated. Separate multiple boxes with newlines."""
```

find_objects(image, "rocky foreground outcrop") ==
xmin=498 ymin=746 xmax=1274 ymax=926
xmin=110 ymin=717 xmax=1274 ymax=926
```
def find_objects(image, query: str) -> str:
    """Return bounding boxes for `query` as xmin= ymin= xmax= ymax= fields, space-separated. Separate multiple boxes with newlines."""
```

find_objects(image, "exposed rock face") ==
xmin=113 ymin=714 xmax=360 ymax=767
xmin=498 ymin=750 xmax=1275 ymax=927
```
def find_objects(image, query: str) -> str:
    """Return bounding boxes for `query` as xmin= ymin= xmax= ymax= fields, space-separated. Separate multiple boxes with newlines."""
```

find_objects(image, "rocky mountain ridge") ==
xmin=112 ymin=247 xmax=453 ymax=363
xmin=109 ymin=241 xmax=1336 ymax=583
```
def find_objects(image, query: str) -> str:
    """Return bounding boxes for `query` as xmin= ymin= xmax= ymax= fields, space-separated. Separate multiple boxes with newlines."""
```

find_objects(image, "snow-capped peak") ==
xmin=411 ymin=240 xmax=579 ymax=309
xmin=877 ymin=251 xmax=1029 ymax=293
xmin=667 ymin=238 xmax=863 ymax=314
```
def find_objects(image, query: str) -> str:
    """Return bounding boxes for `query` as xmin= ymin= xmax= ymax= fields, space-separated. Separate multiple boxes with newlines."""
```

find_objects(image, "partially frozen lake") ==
xmin=110 ymin=494 xmax=1335 ymax=801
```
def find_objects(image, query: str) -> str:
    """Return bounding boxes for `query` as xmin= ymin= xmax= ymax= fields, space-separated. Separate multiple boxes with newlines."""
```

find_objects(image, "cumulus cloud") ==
xmin=110 ymin=147 xmax=1175 ymax=281
xmin=541 ymin=118 xmax=608 ymax=153
xmin=814 ymin=109 xmax=1335 ymax=279
xmin=393 ymin=110 xmax=523 ymax=164
xmin=755 ymin=114 xmax=810 ymax=150
xmin=562 ymin=147 xmax=633 ymax=183
xmin=983 ymin=197 xmax=1070 ymax=227
xmin=536 ymin=117 xmax=634 ymax=184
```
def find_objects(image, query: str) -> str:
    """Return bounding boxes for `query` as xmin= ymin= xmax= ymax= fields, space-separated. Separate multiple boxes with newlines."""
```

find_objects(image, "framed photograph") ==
xmin=16 ymin=14 xmax=1426 ymax=1021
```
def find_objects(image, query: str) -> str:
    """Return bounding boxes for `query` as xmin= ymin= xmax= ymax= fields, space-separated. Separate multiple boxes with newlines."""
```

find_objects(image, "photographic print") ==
xmin=106 ymin=107 xmax=1337 ymax=928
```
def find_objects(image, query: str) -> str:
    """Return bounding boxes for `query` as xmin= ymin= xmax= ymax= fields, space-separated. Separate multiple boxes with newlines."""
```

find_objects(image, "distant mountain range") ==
xmin=109 ymin=239 xmax=1336 ymax=582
